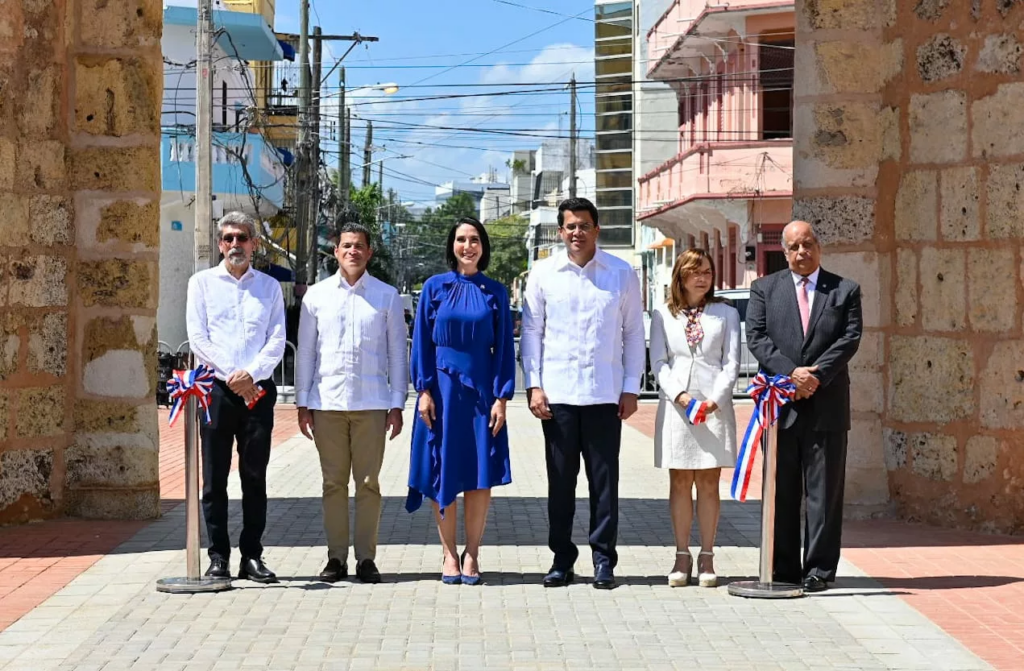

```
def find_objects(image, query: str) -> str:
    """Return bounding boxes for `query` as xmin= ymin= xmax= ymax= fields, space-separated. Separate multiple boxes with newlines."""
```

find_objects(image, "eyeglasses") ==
xmin=221 ymin=234 xmax=250 ymax=244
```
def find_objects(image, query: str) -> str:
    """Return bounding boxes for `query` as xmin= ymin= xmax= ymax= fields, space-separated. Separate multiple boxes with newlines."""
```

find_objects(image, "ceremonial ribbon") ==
xmin=685 ymin=399 xmax=709 ymax=425
xmin=730 ymin=371 xmax=796 ymax=502
xmin=167 ymin=365 xmax=216 ymax=427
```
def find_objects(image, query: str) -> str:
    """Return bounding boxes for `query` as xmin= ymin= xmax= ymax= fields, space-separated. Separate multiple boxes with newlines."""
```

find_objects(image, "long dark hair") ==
xmin=445 ymin=217 xmax=491 ymax=271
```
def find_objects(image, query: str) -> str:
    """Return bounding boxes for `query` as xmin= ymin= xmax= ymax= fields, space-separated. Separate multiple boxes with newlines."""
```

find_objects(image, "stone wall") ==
xmin=796 ymin=0 xmax=1024 ymax=533
xmin=0 ymin=0 xmax=162 ymax=522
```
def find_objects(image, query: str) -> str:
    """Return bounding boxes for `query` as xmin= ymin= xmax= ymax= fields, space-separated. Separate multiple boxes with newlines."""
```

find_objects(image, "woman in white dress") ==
xmin=649 ymin=248 xmax=741 ymax=588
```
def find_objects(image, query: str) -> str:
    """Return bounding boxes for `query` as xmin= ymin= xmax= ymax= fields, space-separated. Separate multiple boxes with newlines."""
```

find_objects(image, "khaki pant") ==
xmin=313 ymin=410 xmax=387 ymax=563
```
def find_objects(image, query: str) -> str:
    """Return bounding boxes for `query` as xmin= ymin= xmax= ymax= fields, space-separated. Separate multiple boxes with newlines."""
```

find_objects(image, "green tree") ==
xmin=401 ymin=193 xmax=479 ymax=286
xmin=484 ymin=214 xmax=529 ymax=290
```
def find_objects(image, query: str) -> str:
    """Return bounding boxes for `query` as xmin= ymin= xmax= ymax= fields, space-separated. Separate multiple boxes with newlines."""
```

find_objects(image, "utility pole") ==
xmin=362 ymin=120 xmax=373 ymax=187
xmin=308 ymin=25 xmax=323 ymax=284
xmin=569 ymin=74 xmax=577 ymax=200
xmin=344 ymin=107 xmax=352 ymax=201
xmin=156 ymin=0 xmax=230 ymax=594
xmin=337 ymin=67 xmax=348 ymax=219
xmin=294 ymin=0 xmax=311 ymax=295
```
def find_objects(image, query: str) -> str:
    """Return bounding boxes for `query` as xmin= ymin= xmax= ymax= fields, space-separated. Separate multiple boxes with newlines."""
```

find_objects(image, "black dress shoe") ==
xmin=356 ymin=559 xmax=382 ymax=584
xmin=238 ymin=557 xmax=279 ymax=584
xmin=205 ymin=559 xmax=230 ymax=579
xmin=543 ymin=567 xmax=575 ymax=587
xmin=802 ymin=575 xmax=828 ymax=593
xmin=318 ymin=558 xmax=347 ymax=583
xmin=593 ymin=564 xmax=616 ymax=590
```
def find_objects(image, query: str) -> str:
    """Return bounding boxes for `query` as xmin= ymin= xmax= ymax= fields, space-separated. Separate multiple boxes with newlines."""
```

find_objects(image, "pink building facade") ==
xmin=638 ymin=0 xmax=795 ymax=287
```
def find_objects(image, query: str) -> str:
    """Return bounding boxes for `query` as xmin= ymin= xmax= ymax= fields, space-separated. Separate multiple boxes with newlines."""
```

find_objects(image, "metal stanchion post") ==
xmin=728 ymin=423 xmax=803 ymax=599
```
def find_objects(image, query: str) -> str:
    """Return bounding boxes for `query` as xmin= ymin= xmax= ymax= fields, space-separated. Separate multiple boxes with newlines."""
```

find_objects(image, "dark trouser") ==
xmin=542 ymin=404 xmax=621 ymax=570
xmin=772 ymin=415 xmax=848 ymax=583
xmin=201 ymin=379 xmax=277 ymax=562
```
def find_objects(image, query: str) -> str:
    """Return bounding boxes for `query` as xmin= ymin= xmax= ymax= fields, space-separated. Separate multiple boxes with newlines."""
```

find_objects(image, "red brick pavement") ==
xmin=626 ymin=401 xmax=1024 ymax=671
xmin=0 ymin=405 xmax=300 ymax=632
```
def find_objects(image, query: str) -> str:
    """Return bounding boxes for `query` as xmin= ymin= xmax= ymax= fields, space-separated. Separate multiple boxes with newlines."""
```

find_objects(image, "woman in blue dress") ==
xmin=407 ymin=217 xmax=516 ymax=585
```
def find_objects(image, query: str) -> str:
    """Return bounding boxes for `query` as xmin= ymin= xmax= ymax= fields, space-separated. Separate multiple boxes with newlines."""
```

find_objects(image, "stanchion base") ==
xmin=728 ymin=581 xmax=803 ymax=599
xmin=156 ymin=576 xmax=233 ymax=594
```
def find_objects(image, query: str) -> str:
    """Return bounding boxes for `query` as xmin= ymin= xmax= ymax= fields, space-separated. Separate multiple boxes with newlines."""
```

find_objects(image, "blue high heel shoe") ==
xmin=441 ymin=552 xmax=461 ymax=585
xmin=460 ymin=551 xmax=482 ymax=586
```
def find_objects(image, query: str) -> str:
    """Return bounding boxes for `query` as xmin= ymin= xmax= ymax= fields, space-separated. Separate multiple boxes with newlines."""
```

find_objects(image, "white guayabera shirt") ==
xmin=186 ymin=262 xmax=286 ymax=382
xmin=520 ymin=247 xmax=646 ymax=406
xmin=295 ymin=271 xmax=409 ymax=411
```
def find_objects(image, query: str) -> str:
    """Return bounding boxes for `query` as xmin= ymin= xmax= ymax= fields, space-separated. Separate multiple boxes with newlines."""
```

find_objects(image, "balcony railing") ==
xmin=638 ymin=140 xmax=792 ymax=215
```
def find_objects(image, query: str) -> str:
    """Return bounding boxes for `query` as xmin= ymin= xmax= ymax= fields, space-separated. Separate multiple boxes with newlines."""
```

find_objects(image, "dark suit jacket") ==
xmin=746 ymin=268 xmax=862 ymax=432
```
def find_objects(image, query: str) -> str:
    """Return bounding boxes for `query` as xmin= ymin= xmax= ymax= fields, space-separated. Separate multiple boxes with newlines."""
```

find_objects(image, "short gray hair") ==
xmin=217 ymin=211 xmax=259 ymax=240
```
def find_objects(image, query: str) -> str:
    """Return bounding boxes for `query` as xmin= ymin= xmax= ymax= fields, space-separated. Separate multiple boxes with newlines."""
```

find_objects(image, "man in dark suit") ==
xmin=746 ymin=220 xmax=862 ymax=592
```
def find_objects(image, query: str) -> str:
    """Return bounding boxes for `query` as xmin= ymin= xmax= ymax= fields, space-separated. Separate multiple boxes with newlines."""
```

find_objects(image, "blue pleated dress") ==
xmin=406 ymin=271 xmax=516 ymax=513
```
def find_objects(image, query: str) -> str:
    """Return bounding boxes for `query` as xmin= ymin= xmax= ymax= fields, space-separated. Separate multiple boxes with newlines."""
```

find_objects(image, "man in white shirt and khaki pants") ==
xmin=295 ymin=222 xmax=408 ymax=584
xmin=521 ymin=197 xmax=646 ymax=590
xmin=186 ymin=211 xmax=286 ymax=584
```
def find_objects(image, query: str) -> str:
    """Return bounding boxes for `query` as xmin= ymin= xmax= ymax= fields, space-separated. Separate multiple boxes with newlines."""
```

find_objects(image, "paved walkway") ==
xmin=0 ymin=402 xmax=1009 ymax=671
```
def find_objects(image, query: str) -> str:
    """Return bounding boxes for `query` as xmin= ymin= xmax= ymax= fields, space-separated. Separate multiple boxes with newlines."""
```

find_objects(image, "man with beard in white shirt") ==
xmin=520 ymin=197 xmax=645 ymax=590
xmin=295 ymin=222 xmax=407 ymax=584
xmin=186 ymin=211 xmax=286 ymax=583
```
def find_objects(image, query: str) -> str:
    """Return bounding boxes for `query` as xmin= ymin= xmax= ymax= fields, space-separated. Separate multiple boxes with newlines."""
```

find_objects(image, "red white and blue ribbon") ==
xmin=730 ymin=371 xmax=796 ymax=502
xmin=167 ymin=365 xmax=215 ymax=427
xmin=685 ymin=399 xmax=709 ymax=425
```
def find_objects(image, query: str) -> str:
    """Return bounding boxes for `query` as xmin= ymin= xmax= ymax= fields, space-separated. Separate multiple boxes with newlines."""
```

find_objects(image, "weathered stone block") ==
xmin=63 ymin=488 xmax=160 ymax=520
xmin=895 ymin=248 xmax=918 ymax=327
xmin=70 ymin=146 xmax=159 ymax=193
xmin=17 ymin=65 xmax=59 ymax=138
xmin=919 ymin=247 xmax=965 ymax=332
xmin=0 ymin=333 xmax=17 ymax=379
xmin=916 ymin=34 xmax=966 ymax=82
xmin=889 ymin=336 xmax=974 ymax=423
xmin=0 ymin=191 xmax=30 ymax=240
xmin=968 ymin=248 xmax=1015 ymax=332
xmin=16 ymin=386 xmax=64 ymax=437
xmin=0 ymin=1 xmax=24 ymax=48
xmin=809 ymin=102 xmax=892 ymax=170
xmin=26 ymin=312 xmax=66 ymax=377
xmin=910 ymin=432 xmax=958 ymax=481
xmin=883 ymin=428 xmax=907 ymax=471
xmin=791 ymin=196 xmax=874 ymax=245
xmin=0 ymin=448 xmax=54 ymax=516
xmin=914 ymin=0 xmax=949 ymax=20
xmin=851 ymin=331 xmax=883 ymax=371
xmin=8 ymin=255 xmax=67 ymax=307
xmin=0 ymin=390 xmax=7 ymax=441
xmin=79 ymin=0 xmax=161 ymax=50
xmin=812 ymin=40 xmax=902 ymax=95
xmin=980 ymin=341 xmax=1024 ymax=428
xmin=82 ymin=316 xmax=156 ymax=398
xmin=801 ymin=0 xmax=878 ymax=30
xmin=28 ymin=195 xmax=73 ymax=246
xmin=74 ymin=57 xmax=160 ymax=136
xmin=74 ymin=400 xmax=143 ymax=433
xmin=939 ymin=167 xmax=980 ymax=241
xmin=973 ymin=83 xmax=1024 ymax=159
xmin=997 ymin=0 xmax=1024 ymax=17
xmin=97 ymin=200 xmax=159 ymax=247
xmin=845 ymin=418 xmax=889 ymax=507
xmin=819 ymin=251 xmax=883 ymax=328
xmin=0 ymin=138 xmax=14 ymax=188
xmin=78 ymin=259 xmax=155 ymax=308
xmin=895 ymin=170 xmax=938 ymax=240
xmin=986 ymin=162 xmax=1024 ymax=239
xmin=66 ymin=433 xmax=158 ymax=489
xmin=16 ymin=139 xmax=66 ymax=191
xmin=976 ymin=34 xmax=1022 ymax=74
xmin=851 ymin=369 xmax=883 ymax=414
xmin=909 ymin=92 xmax=967 ymax=164
xmin=963 ymin=436 xmax=999 ymax=484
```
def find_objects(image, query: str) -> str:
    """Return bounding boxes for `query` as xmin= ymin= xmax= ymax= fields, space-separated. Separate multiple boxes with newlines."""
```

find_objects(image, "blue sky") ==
xmin=274 ymin=0 xmax=597 ymax=206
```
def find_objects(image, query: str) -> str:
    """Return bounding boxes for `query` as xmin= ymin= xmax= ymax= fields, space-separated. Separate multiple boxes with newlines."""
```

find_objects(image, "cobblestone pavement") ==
xmin=0 ymin=403 xmax=991 ymax=671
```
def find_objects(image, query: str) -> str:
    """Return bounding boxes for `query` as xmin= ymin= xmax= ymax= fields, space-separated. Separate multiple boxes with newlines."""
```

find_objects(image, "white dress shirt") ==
xmin=295 ymin=271 xmax=409 ymax=411
xmin=792 ymin=267 xmax=820 ymax=310
xmin=521 ymin=247 xmax=646 ymax=406
xmin=186 ymin=262 xmax=286 ymax=382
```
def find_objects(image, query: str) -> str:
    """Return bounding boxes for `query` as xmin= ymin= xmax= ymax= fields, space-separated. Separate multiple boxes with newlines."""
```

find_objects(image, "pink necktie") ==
xmin=797 ymin=276 xmax=810 ymax=335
